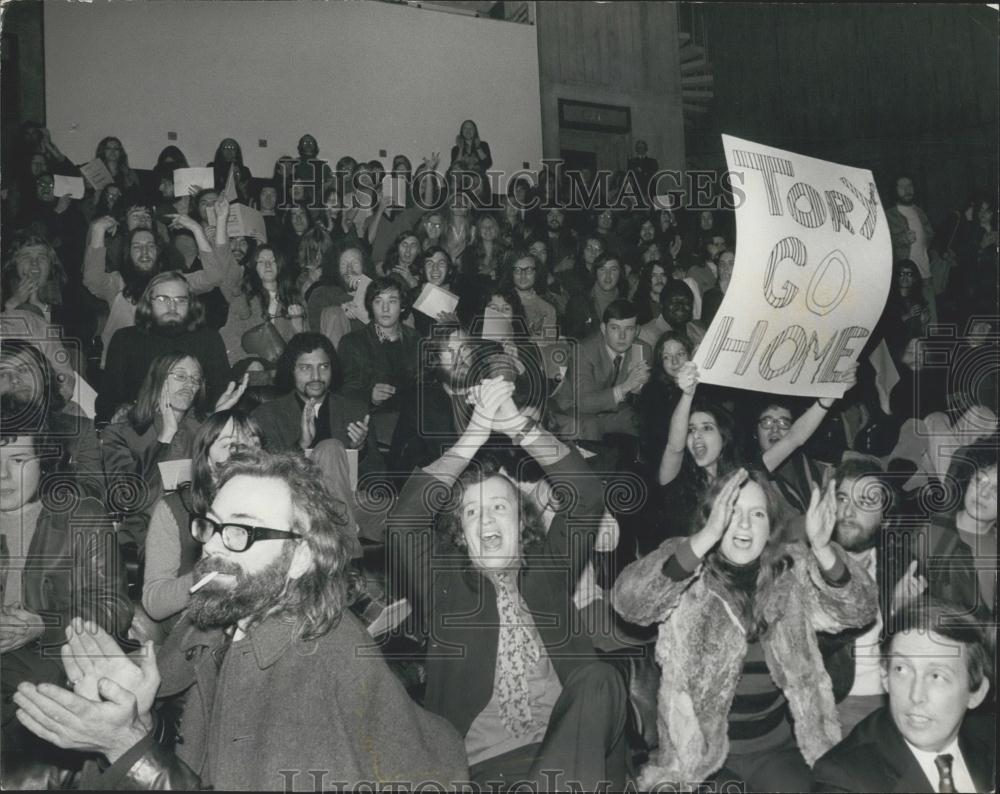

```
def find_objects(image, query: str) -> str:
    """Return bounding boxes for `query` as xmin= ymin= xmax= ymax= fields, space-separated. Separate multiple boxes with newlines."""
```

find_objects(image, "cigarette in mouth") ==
xmin=190 ymin=571 xmax=219 ymax=593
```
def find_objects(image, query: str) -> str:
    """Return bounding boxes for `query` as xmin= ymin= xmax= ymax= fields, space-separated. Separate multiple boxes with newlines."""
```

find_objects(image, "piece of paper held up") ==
xmin=412 ymin=283 xmax=459 ymax=320
xmin=80 ymin=159 xmax=113 ymax=191
xmin=173 ymin=167 xmax=215 ymax=197
xmin=53 ymin=175 xmax=85 ymax=199
xmin=481 ymin=306 xmax=513 ymax=341
xmin=692 ymin=135 xmax=892 ymax=399
xmin=158 ymin=459 xmax=193 ymax=491
xmin=74 ymin=374 xmax=98 ymax=419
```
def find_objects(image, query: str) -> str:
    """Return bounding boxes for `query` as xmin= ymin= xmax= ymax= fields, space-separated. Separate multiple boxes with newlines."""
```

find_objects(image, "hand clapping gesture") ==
xmin=690 ymin=468 xmax=748 ymax=558
xmin=213 ymin=373 xmax=250 ymax=413
xmin=805 ymin=481 xmax=839 ymax=570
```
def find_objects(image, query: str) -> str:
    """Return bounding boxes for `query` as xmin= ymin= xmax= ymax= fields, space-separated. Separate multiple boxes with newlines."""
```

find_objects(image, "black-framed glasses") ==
xmin=190 ymin=515 xmax=301 ymax=552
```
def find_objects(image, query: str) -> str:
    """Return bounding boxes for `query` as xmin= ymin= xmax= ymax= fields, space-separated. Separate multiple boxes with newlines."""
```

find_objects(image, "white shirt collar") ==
xmin=903 ymin=736 xmax=976 ymax=793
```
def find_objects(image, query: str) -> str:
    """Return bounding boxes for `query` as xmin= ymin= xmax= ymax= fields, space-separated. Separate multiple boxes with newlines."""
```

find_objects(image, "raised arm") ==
xmin=83 ymin=217 xmax=124 ymax=303
xmin=658 ymin=361 xmax=698 ymax=486
xmin=762 ymin=365 xmax=858 ymax=472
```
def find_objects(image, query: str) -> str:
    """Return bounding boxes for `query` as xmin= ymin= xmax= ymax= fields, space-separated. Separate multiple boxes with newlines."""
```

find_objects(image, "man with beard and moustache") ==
xmin=821 ymin=457 xmax=979 ymax=737
xmin=886 ymin=175 xmax=938 ymax=323
xmin=96 ymin=272 xmax=231 ymax=424
xmin=637 ymin=278 xmax=706 ymax=347
xmin=387 ymin=323 xmax=479 ymax=472
xmin=12 ymin=451 xmax=469 ymax=790
xmin=251 ymin=334 xmax=373 ymax=533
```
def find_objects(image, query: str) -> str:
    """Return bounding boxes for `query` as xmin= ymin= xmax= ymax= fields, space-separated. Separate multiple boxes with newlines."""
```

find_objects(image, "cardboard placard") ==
xmin=692 ymin=135 xmax=891 ymax=398
xmin=52 ymin=175 xmax=85 ymax=199
xmin=412 ymin=283 xmax=459 ymax=320
xmin=172 ymin=167 xmax=214 ymax=197
xmin=227 ymin=203 xmax=267 ymax=241
xmin=79 ymin=158 xmax=113 ymax=192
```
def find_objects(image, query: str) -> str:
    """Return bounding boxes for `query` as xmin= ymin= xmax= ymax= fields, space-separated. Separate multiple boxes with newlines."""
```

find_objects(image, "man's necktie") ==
xmin=934 ymin=753 xmax=957 ymax=793
xmin=612 ymin=353 xmax=624 ymax=386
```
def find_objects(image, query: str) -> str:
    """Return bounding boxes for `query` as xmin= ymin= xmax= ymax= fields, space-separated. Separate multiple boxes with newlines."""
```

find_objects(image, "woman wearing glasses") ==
xmin=101 ymin=352 xmax=247 ymax=555
xmin=142 ymin=409 xmax=264 ymax=625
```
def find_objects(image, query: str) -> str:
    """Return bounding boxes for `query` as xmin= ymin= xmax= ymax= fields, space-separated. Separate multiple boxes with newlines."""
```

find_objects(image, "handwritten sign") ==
xmin=80 ymin=158 xmax=113 ymax=191
xmin=172 ymin=167 xmax=214 ymax=197
xmin=693 ymin=135 xmax=891 ymax=398
xmin=52 ymin=175 xmax=85 ymax=199
xmin=227 ymin=204 xmax=267 ymax=241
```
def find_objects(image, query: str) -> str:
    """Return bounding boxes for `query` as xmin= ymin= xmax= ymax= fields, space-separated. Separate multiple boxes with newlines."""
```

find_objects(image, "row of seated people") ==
xmin=1 ymin=316 xmax=996 ymax=789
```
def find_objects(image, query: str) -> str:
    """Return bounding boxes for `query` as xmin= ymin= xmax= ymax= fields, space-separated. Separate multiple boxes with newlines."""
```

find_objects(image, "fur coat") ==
xmin=613 ymin=538 xmax=878 ymax=789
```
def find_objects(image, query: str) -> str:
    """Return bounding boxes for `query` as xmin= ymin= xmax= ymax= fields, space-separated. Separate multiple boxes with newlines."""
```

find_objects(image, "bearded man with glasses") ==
xmin=12 ymin=451 xmax=468 ymax=790
xmin=96 ymin=272 xmax=231 ymax=425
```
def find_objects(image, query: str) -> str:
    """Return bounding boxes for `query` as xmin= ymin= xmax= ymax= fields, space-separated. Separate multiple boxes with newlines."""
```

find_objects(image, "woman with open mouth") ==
xmin=614 ymin=467 xmax=878 ymax=792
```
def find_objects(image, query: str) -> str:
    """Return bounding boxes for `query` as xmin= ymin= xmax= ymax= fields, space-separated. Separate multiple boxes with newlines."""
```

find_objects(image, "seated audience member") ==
xmin=636 ymin=330 xmax=692 ymax=472
xmin=14 ymin=452 xmax=469 ymax=790
xmin=208 ymin=138 xmax=253 ymax=205
xmin=1 ymin=405 xmax=131 ymax=758
xmin=0 ymin=339 xmax=102 ymax=498
xmin=142 ymin=410 xmax=264 ymax=623
xmin=634 ymin=261 xmax=670 ymax=325
xmin=555 ymin=299 xmax=650 ymax=445
xmin=337 ymin=276 xmax=418 ymax=449
xmin=700 ymin=249 xmax=733 ymax=328
xmin=311 ymin=244 xmax=374 ymax=344
xmin=508 ymin=249 xmax=558 ymax=341
xmin=882 ymin=259 xmax=932 ymax=358
xmin=461 ymin=213 xmax=505 ymax=287
xmin=389 ymin=378 xmax=628 ymax=789
xmin=388 ymin=323 xmax=476 ymax=471
xmin=614 ymin=469 xmax=878 ymax=791
xmin=0 ymin=310 xmax=77 ymax=407
xmin=16 ymin=173 xmax=87 ymax=277
xmin=92 ymin=136 xmax=141 ymax=199
xmin=563 ymin=252 xmax=626 ymax=341
xmin=96 ymin=271 xmax=232 ymax=424
xmin=102 ymin=352 xmax=246 ymax=552
xmin=685 ymin=231 xmax=724 ymax=298
xmin=218 ymin=244 xmax=306 ymax=365
xmin=408 ymin=246 xmax=461 ymax=338
xmin=638 ymin=278 xmax=706 ymax=348
xmin=812 ymin=599 xmax=994 ymax=793
xmin=378 ymin=230 xmax=422 ymax=288
xmin=2 ymin=233 xmax=74 ymax=340
xmin=821 ymin=457 xmax=980 ymax=737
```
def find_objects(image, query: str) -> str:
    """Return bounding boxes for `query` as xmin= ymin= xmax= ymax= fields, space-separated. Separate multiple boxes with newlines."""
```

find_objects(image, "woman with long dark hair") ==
xmin=449 ymin=119 xmax=493 ymax=174
xmin=614 ymin=468 xmax=877 ymax=791
xmin=636 ymin=330 xmax=692 ymax=472
xmin=142 ymin=409 xmax=264 ymax=622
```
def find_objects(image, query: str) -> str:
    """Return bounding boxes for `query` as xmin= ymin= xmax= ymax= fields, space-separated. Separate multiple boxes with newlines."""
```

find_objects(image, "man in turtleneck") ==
xmin=95 ymin=271 xmax=231 ymax=424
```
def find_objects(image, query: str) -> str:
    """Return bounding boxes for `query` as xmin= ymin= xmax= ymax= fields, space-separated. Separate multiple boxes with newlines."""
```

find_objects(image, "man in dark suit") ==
xmin=555 ymin=299 xmax=650 ymax=445
xmin=812 ymin=599 xmax=994 ymax=793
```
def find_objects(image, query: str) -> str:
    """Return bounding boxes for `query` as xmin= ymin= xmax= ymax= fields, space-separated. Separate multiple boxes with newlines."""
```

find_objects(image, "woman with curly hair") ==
xmin=613 ymin=468 xmax=877 ymax=791
xmin=388 ymin=377 xmax=628 ymax=790
xmin=93 ymin=136 xmax=141 ymax=199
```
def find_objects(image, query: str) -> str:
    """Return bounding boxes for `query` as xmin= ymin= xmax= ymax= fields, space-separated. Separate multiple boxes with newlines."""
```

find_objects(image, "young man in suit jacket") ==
xmin=812 ymin=599 xmax=994 ymax=793
xmin=555 ymin=299 xmax=651 ymax=445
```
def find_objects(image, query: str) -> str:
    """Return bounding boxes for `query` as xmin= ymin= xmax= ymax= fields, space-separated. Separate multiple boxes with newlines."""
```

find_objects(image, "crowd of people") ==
xmin=1 ymin=117 xmax=997 ymax=791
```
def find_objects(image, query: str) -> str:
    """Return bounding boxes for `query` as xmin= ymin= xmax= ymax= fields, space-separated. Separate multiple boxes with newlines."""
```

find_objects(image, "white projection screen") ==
xmin=44 ymin=0 xmax=542 ymax=184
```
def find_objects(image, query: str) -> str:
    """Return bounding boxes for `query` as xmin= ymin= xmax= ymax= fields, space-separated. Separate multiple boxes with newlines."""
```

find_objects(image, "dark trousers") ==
xmin=710 ymin=743 xmax=811 ymax=793
xmin=469 ymin=661 xmax=629 ymax=792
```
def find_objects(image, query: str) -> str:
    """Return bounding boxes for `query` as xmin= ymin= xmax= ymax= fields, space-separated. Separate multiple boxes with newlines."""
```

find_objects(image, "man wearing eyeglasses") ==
xmin=96 ymin=273 xmax=231 ymax=424
xmin=820 ymin=457 xmax=979 ymax=739
xmin=12 ymin=451 xmax=468 ymax=790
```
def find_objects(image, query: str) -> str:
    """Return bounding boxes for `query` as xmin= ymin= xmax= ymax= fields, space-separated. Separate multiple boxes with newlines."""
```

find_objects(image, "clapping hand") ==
xmin=690 ymin=469 xmax=748 ymax=557
xmin=371 ymin=383 xmax=396 ymax=406
xmin=0 ymin=606 xmax=45 ymax=653
xmin=347 ymin=415 xmax=370 ymax=449
xmin=805 ymin=481 xmax=839 ymax=569
xmin=213 ymin=373 xmax=250 ymax=413
xmin=467 ymin=376 xmax=516 ymax=434
xmin=299 ymin=397 xmax=318 ymax=451
xmin=157 ymin=382 xmax=179 ymax=443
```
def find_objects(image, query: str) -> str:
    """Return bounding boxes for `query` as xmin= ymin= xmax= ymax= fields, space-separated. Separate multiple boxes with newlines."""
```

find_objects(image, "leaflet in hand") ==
xmin=412 ymin=283 xmax=459 ymax=320
xmin=173 ymin=167 xmax=214 ymax=197
xmin=52 ymin=175 xmax=85 ymax=199
xmin=80 ymin=159 xmax=113 ymax=191
xmin=158 ymin=459 xmax=193 ymax=491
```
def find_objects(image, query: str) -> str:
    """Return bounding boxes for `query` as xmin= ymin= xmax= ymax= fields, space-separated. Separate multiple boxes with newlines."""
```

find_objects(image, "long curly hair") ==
xmin=214 ymin=451 xmax=354 ymax=641
xmin=134 ymin=272 xmax=205 ymax=333
xmin=183 ymin=409 xmax=265 ymax=515
xmin=241 ymin=245 xmax=300 ymax=320
xmin=127 ymin=351 xmax=206 ymax=434
xmin=2 ymin=233 xmax=67 ymax=308
xmin=696 ymin=469 xmax=794 ymax=642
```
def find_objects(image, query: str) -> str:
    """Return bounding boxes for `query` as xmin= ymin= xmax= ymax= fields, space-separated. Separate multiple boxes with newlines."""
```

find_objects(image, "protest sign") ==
xmin=693 ymin=135 xmax=891 ymax=398
xmin=80 ymin=158 xmax=113 ymax=191
xmin=52 ymin=175 xmax=85 ymax=199
xmin=412 ymin=283 xmax=459 ymax=320
xmin=173 ymin=167 xmax=214 ymax=197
